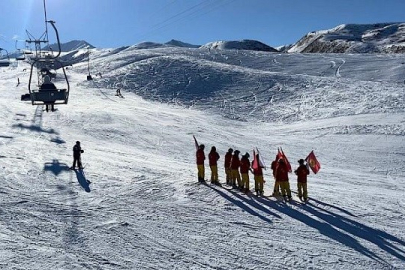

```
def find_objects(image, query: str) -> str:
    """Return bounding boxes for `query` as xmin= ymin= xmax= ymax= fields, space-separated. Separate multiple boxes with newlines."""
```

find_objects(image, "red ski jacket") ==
xmin=240 ymin=157 xmax=251 ymax=174
xmin=196 ymin=149 xmax=205 ymax=165
xmin=208 ymin=151 xmax=220 ymax=166
xmin=295 ymin=165 xmax=309 ymax=183
xmin=230 ymin=155 xmax=240 ymax=170
xmin=224 ymin=152 xmax=232 ymax=168
xmin=275 ymin=161 xmax=289 ymax=182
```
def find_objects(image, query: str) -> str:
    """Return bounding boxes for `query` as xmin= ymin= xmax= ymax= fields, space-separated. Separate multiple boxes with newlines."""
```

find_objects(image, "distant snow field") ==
xmin=0 ymin=46 xmax=404 ymax=269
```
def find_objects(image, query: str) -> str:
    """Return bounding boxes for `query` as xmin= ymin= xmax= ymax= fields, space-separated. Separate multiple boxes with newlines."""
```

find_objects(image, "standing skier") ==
xmin=208 ymin=146 xmax=220 ymax=185
xmin=294 ymin=159 xmax=310 ymax=201
xmin=196 ymin=144 xmax=206 ymax=182
xmin=252 ymin=153 xmax=265 ymax=196
xmin=70 ymin=141 xmax=84 ymax=170
xmin=230 ymin=150 xmax=241 ymax=188
xmin=275 ymin=158 xmax=291 ymax=201
xmin=240 ymin=153 xmax=251 ymax=192
xmin=224 ymin=148 xmax=233 ymax=185
xmin=271 ymin=155 xmax=281 ymax=196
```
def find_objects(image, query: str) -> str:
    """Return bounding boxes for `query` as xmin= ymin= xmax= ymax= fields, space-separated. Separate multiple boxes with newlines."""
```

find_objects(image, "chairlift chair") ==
xmin=21 ymin=18 xmax=70 ymax=111
xmin=24 ymin=57 xmax=70 ymax=110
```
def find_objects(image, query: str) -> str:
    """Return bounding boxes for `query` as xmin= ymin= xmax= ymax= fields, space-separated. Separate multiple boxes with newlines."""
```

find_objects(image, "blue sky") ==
xmin=1 ymin=0 xmax=405 ymax=52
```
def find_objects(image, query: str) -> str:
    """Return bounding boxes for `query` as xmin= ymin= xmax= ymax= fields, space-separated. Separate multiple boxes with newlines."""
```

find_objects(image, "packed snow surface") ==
xmin=0 ymin=46 xmax=404 ymax=269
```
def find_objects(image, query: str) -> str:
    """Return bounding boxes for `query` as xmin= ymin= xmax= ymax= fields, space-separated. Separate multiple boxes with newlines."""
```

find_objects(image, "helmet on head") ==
xmin=43 ymin=75 xmax=51 ymax=84
xmin=298 ymin=159 xmax=305 ymax=164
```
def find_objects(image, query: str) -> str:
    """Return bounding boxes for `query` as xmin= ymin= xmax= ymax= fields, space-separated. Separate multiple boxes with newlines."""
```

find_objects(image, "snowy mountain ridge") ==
xmin=43 ymin=40 xmax=95 ymax=52
xmin=288 ymin=22 xmax=405 ymax=53
xmin=43 ymin=22 xmax=405 ymax=55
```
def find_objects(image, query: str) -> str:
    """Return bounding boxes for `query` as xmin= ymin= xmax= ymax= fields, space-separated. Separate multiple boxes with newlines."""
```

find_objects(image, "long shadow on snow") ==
xmin=73 ymin=169 xmax=91 ymax=193
xmin=206 ymin=184 xmax=281 ymax=223
xmin=43 ymin=159 xmax=70 ymax=176
xmin=303 ymin=202 xmax=405 ymax=262
xmin=292 ymin=191 xmax=356 ymax=217
xmin=254 ymin=196 xmax=387 ymax=265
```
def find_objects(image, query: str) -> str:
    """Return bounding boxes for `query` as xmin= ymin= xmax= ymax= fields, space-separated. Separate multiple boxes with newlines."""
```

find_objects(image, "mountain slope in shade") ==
xmin=165 ymin=39 xmax=200 ymax=48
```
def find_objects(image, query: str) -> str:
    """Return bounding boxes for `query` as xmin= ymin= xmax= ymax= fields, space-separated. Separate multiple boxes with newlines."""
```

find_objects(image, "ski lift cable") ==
xmin=148 ymin=0 xmax=179 ymax=19
xmin=143 ymin=0 xmax=218 ymax=36
xmin=139 ymin=0 xmax=236 ymax=40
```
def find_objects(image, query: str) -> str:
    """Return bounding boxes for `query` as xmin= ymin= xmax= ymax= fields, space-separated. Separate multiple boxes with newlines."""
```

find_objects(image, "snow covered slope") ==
xmin=201 ymin=39 xmax=278 ymax=52
xmin=0 ymin=46 xmax=404 ymax=269
xmin=288 ymin=23 xmax=405 ymax=53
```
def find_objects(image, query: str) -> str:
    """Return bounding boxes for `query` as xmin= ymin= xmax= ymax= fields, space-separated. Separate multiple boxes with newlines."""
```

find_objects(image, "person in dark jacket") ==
xmin=208 ymin=146 xmax=220 ymax=184
xmin=271 ymin=155 xmax=281 ymax=196
xmin=40 ymin=75 xmax=57 ymax=112
xmin=230 ymin=150 xmax=241 ymax=187
xmin=294 ymin=159 xmax=310 ymax=201
xmin=71 ymin=141 xmax=84 ymax=169
xmin=196 ymin=144 xmax=206 ymax=182
xmin=240 ymin=153 xmax=251 ymax=192
xmin=224 ymin=148 xmax=233 ymax=185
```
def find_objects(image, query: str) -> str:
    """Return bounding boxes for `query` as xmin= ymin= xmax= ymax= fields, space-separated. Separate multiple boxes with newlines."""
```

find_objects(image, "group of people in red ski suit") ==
xmin=195 ymin=144 xmax=310 ymax=201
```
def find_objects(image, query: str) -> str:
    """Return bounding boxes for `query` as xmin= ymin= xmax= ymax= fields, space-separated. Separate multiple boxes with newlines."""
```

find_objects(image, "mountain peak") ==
xmin=165 ymin=39 xmax=200 ymax=48
xmin=43 ymin=40 xmax=95 ymax=52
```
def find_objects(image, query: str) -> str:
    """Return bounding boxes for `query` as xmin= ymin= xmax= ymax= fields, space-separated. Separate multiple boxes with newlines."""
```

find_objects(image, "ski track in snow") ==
xmin=0 ymin=48 xmax=404 ymax=269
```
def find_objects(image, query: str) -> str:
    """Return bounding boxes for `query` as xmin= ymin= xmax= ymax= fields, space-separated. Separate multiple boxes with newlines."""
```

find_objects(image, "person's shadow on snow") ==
xmin=74 ymin=169 xmax=91 ymax=193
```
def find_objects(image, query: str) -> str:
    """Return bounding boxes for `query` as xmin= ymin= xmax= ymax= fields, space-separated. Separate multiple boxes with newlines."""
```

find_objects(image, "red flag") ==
xmin=193 ymin=135 xmax=199 ymax=151
xmin=306 ymin=150 xmax=321 ymax=174
xmin=276 ymin=148 xmax=283 ymax=160
xmin=256 ymin=148 xmax=266 ymax=169
xmin=279 ymin=147 xmax=292 ymax=173
xmin=252 ymin=149 xmax=259 ymax=170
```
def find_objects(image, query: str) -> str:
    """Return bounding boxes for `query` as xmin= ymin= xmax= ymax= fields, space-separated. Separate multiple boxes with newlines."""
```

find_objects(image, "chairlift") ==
xmin=25 ymin=57 xmax=70 ymax=111
xmin=14 ymin=40 xmax=26 ymax=60
xmin=16 ymin=50 xmax=26 ymax=61
xmin=21 ymin=20 xmax=70 ymax=112
xmin=0 ymin=48 xmax=10 ymax=67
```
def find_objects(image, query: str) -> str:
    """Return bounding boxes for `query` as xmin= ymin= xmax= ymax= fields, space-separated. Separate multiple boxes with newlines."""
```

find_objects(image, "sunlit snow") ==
xmin=0 ymin=45 xmax=404 ymax=269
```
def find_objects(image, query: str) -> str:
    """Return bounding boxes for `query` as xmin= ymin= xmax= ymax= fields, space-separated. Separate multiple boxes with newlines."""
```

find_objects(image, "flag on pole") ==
xmin=279 ymin=147 xmax=292 ymax=172
xmin=252 ymin=149 xmax=259 ymax=170
xmin=193 ymin=135 xmax=199 ymax=151
xmin=305 ymin=150 xmax=321 ymax=174
xmin=255 ymin=147 xmax=266 ymax=169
